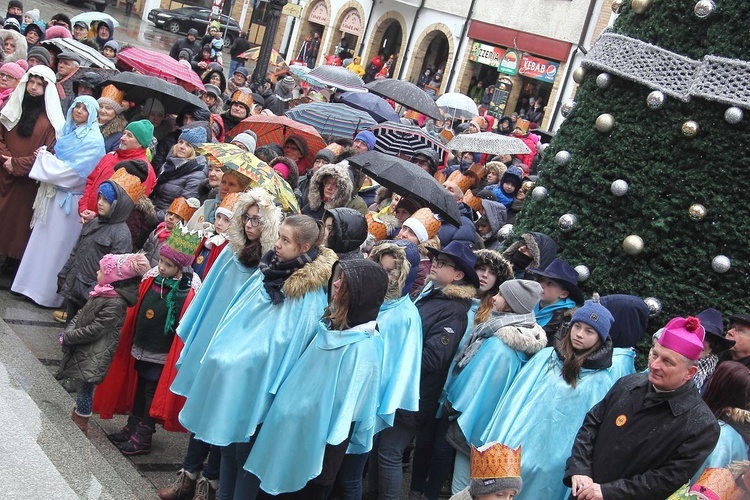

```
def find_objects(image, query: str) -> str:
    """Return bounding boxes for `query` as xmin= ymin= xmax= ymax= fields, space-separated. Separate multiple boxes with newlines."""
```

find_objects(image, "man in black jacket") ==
xmin=564 ymin=316 xmax=720 ymax=499
xmin=725 ymin=313 xmax=750 ymax=368
xmin=169 ymin=28 xmax=201 ymax=61
xmin=228 ymin=32 xmax=250 ymax=77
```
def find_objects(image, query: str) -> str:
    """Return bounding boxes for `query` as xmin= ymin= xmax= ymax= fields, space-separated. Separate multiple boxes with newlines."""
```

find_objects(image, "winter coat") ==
xmin=169 ymin=37 xmax=201 ymax=61
xmin=150 ymin=156 xmax=207 ymax=223
xmin=397 ymin=282 xmax=476 ymax=428
xmin=502 ymin=231 xmax=557 ymax=278
xmin=564 ymin=373 xmax=720 ymax=499
xmin=302 ymin=162 xmax=354 ymax=220
xmin=56 ymin=277 xmax=140 ymax=384
xmin=57 ymin=182 xmax=135 ymax=306
xmin=438 ymin=211 xmax=477 ymax=250
xmin=100 ymin=114 xmax=128 ymax=153
xmin=127 ymin=196 xmax=156 ymax=250
xmin=325 ymin=207 xmax=367 ymax=260
xmin=79 ymin=148 xmax=156 ymax=214
xmin=229 ymin=37 xmax=250 ymax=61
xmin=479 ymin=199 xmax=507 ymax=251
xmin=142 ymin=223 xmax=170 ymax=267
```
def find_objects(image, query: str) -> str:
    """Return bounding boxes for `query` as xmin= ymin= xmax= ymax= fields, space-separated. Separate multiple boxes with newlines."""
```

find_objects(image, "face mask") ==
xmin=480 ymin=232 xmax=493 ymax=241
xmin=460 ymin=158 xmax=473 ymax=169
xmin=510 ymin=250 xmax=533 ymax=271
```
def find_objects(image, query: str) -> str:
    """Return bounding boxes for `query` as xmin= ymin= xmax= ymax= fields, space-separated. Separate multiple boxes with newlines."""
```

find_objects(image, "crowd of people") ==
xmin=0 ymin=3 xmax=748 ymax=500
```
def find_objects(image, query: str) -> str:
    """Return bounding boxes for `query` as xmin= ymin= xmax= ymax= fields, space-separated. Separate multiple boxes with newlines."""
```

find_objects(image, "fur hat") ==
xmin=354 ymin=130 xmax=376 ymax=151
xmin=402 ymin=207 xmax=441 ymax=244
xmin=284 ymin=134 xmax=309 ymax=158
xmin=125 ymin=119 xmax=155 ymax=148
xmin=499 ymin=279 xmax=542 ymax=314
xmin=160 ymin=224 xmax=202 ymax=269
xmin=98 ymin=84 xmax=125 ymax=114
xmin=215 ymin=192 xmax=240 ymax=220
xmin=27 ymin=46 xmax=51 ymax=66
xmin=98 ymin=253 xmax=150 ymax=286
xmin=227 ymin=188 xmax=283 ymax=255
xmin=657 ymin=316 xmax=705 ymax=360
xmin=307 ymin=161 xmax=354 ymax=211
xmin=108 ymin=168 xmax=145 ymax=203
xmin=231 ymin=131 xmax=257 ymax=153
xmin=571 ymin=300 xmax=616 ymax=342
xmin=474 ymin=249 xmax=514 ymax=288
xmin=0 ymin=62 xmax=24 ymax=80
xmin=179 ymin=126 xmax=208 ymax=147
xmin=167 ymin=196 xmax=200 ymax=222
xmin=270 ymin=156 xmax=299 ymax=189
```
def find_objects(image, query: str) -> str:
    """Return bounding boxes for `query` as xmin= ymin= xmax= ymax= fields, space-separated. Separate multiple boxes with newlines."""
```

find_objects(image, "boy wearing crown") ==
xmin=450 ymin=443 xmax=522 ymax=500
xmin=92 ymin=224 xmax=202 ymax=456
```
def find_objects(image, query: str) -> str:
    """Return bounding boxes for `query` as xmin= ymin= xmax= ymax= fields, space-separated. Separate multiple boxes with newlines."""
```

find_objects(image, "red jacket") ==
xmin=78 ymin=148 xmax=156 ymax=214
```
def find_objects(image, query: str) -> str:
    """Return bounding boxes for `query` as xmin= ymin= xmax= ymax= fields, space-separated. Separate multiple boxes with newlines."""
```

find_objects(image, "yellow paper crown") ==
xmin=164 ymin=223 xmax=202 ymax=257
xmin=689 ymin=468 xmax=742 ymax=500
xmin=108 ymin=169 xmax=144 ymax=203
xmin=167 ymin=197 xmax=200 ymax=222
xmin=470 ymin=443 xmax=521 ymax=480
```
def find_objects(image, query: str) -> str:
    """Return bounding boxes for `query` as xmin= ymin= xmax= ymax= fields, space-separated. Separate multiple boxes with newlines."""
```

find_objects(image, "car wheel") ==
xmin=167 ymin=20 xmax=181 ymax=34
xmin=94 ymin=2 xmax=106 ymax=12
xmin=223 ymin=34 xmax=234 ymax=46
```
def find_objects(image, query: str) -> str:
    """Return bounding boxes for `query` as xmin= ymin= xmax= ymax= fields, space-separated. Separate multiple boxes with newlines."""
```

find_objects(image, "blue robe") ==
xmin=374 ymin=295 xmax=422 ymax=431
xmin=245 ymin=321 xmax=384 ymax=494
xmin=691 ymin=419 xmax=748 ymax=483
xmin=608 ymin=347 xmax=636 ymax=382
xmin=171 ymin=247 xmax=259 ymax=396
xmin=177 ymin=275 xmax=328 ymax=446
xmin=480 ymin=347 xmax=615 ymax=500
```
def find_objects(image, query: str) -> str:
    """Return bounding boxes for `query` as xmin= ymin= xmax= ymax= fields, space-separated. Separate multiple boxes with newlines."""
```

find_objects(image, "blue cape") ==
xmin=244 ymin=321 xmax=383 ymax=494
xmin=374 ymin=295 xmax=422 ymax=431
xmin=534 ymin=298 xmax=576 ymax=327
xmin=55 ymin=95 xmax=105 ymax=179
xmin=691 ymin=420 xmax=748 ymax=484
xmin=608 ymin=347 xmax=636 ymax=382
xmin=480 ymin=347 xmax=615 ymax=500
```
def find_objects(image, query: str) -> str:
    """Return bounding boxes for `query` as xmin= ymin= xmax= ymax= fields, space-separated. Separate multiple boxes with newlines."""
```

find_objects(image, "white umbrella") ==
xmin=446 ymin=132 xmax=531 ymax=155
xmin=436 ymin=92 xmax=479 ymax=121
xmin=71 ymin=12 xmax=120 ymax=28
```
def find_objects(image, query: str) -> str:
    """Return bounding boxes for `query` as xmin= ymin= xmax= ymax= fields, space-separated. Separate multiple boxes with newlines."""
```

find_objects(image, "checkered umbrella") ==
xmin=446 ymin=132 xmax=531 ymax=155
xmin=369 ymin=121 xmax=448 ymax=165
xmin=307 ymin=65 xmax=366 ymax=92
xmin=286 ymin=102 xmax=376 ymax=139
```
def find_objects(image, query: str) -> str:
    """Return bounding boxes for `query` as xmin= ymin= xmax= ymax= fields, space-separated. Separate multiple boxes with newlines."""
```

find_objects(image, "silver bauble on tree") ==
xmin=682 ymin=120 xmax=699 ymax=137
xmin=575 ymin=265 xmax=590 ymax=282
xmin=596 ymin=113 xmax=616 ymax=133
xmin=596 ymin=72 xmax=613 ymax=89
xmin=531 ymin=186 xmax=548 ymax=201
xmin=560 ymin=99 xmax=576 ymax=118
xmin=555 ymin=150 xmax=571 ymax=166
xmin=646 ymin=90 xmax=666 ymax=110
xmin=711 ymin=255 xmax=731 ymax=273
xmin=725 ymin=107 xmax=744 ymax=124
xmin=644 ymin=297 xmax=662 ymax=316
xmin=694 ymin=0 xmax=715 ymax=18
xmin=611 ymin=179 xmax=629 ymax=196
xmin=623 ymin=235 xmax=644 ymax=255
xmin=688 ymin=204 xmax=707 ymax=220
xmin=558 ymin=213 xmax=578 ymax=232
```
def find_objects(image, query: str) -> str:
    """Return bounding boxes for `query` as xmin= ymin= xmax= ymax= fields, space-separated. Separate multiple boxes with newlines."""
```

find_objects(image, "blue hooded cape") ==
xmin=608 ymin=347 xmax=636 ymax=382
xmin=55 ymin=95 xmax=105 ymax=179
xmin=245 ymin=321 xmax=384 ymax=494
xmin=177 ymin=248 xmax=337 ymax=446
xmin=480 ymin=345 xmax=615 ymax=500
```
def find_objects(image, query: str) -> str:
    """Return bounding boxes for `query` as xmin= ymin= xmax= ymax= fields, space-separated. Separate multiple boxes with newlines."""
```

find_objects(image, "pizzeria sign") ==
xmin=469 ymin=42 xmax=505 ymax=68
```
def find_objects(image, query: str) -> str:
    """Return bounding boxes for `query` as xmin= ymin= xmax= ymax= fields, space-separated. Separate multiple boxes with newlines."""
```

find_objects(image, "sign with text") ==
xmin=469 ymin=42 xmax=505 ymax=68
xmin=518 ymin=54 xmax=559 ymax=83
xmin=340 ymin=9 xmax=362 ymax=36
xmin=498 ymin=49 xmax=519 ymax=75
xmin=282 ymin=3 xmax=302 ymax=17
xmin=308 ymin=0 xmax=328 ymax=25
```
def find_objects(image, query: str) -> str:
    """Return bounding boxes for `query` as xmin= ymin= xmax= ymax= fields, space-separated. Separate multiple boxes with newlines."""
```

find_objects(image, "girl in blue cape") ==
xmin=479 ymin=300 xmax=616 ymax=500
xmin=247 ymin=259 xmax=388 ymax=498
xmin=155 ymin=188 xmax=281 ymax=499
xmin=444 ymin=279 xmax=547 ymax=494
xmin=13 ymin=95 xmax=105 ymax=308
xmin=177 ymin=215 xmax=337 ymax=499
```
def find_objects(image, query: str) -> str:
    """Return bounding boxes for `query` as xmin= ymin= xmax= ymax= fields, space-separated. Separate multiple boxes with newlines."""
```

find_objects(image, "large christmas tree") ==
xmin=517 ymin=0 xmax=750 ymax=339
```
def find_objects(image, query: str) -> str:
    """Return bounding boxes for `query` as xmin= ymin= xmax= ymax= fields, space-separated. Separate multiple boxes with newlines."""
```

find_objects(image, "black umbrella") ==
xmin=365 ymin=79 xmax=443 ymax=121
xmin=103 ymin=72 xmax=207 ymax=116
xmin=348 ymin=151 xmax=461 ymax=226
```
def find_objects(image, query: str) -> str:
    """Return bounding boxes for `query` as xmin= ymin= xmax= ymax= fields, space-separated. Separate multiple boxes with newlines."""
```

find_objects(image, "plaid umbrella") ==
xmin=117 ymin=47 xmax=206 ymax=93
xmin=446 ymin=132 xmax=531 ymax=155
xmin=197 ymin=143 xmax=299 ymax=213
xmin=307 ymin=65 xmax=366 ymax=92
xmin=369 ymin=121 xmax=448 ymax=165
xmin=365 ymin=79 xmax=442 ymax=120
xmin=239 ymin=47 xmax=289 ymax=72
xmin=286 ymin=102 xmax=376 ymax=139
xmin=436 ymin=92 xmax=479 ymax=121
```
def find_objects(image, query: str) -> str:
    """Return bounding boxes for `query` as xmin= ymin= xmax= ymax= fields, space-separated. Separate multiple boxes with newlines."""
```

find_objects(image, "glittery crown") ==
xmin=470 ymin=443 xmax=521 ymax=480
xmin=164 ymin=223 xmax=202 ymax=257
xmin=219 ymin=192 xmax=241 ymax=212
xmin=99 ymin=84 xmax=125 ymax=103
xmin=108 ymin=168 xmax=145 ymax=203
xmin=167 ymin=197 xmax=200 ymax=222
xmin=689 ymin=467 xmax=742 ymax=500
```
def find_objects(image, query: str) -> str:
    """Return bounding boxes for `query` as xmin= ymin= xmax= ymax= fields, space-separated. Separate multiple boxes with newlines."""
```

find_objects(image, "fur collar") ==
xmin=724 ymin=408 xmax=750 ymax=444
xmin=502 ymin=233 xmax=541 ymax=269
xmin=100 ymin=114 xmax=127 ymax=139
xmin=494 ymin=323 xmax=547 ymax=355
xmin=418 ymin=235 xmax=441 ymax=257
xmin=282 ymin=246 xmax=337 ymax=299
xmin=441 ymin=282 xmax=478 ymax=300
xmin=135 ymin=195 xmax=155 ymax=218
xmin=227 ymin=188 xmax=282 ymax=255
xmin=369 ymin=241 xmax=408 ymax=301
xmin=306 ymin=161 xmax=354 ymax=211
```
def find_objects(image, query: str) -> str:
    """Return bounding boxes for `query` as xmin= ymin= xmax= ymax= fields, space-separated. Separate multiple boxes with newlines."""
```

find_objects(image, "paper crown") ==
xmin=218 ymin=192 xmax=241 ymax=212
xmin=434 ymin=170 xmax=447 ymax=184
xmin=108 ymin=168 xmax=144 ymax=203
xmin=231 ymin=89 xmax=254 ymax=109
xmin=161 ymin=223 xmax=202 ymax=268
xmin=658 ymin=316 xmax=706 ymax=361
xmin=448 ymin=169 xmax=473 ymax=192
xmin=689 ymin=467 xmax=742 ymax=500
xmin=515 ymin=118 xmax=531 ymax=134
xmin=462 ymin=188 xmax=483 ymax=212
xmin=470 ymin=443 xmax=521 ymax=480
xmin=99 ymin=84 xmax=125 ymax=103
xmin=366 ymin=211 xmax=397 ymax=242
xmin=465 ymin=162 xmax=486 ymax=185
xmin=409 ymin=207 xmax=441 ymax=239
xmin=167 ymin=197 xmax=200 ymax=222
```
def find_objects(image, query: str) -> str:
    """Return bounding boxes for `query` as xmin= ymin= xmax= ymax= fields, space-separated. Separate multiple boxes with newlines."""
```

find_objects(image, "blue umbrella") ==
xmin=285 ymin=102 xmax=376 ymax=139
xmin=338 ymin=92 xmax=399 ymax=123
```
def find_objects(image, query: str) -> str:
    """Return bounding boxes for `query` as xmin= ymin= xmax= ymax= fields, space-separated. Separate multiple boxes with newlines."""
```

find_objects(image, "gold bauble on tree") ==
xmin=572 ymin=67 xmax=586 ymax=84
xmin=631 ymin=0 xmax=651 ymax=14
xmin=595 ymin=113 xmax=616 ymax=133
xmin=623 ymin=235 xmax=644 ymax=255
xmin=682 ymin=120 xmax=699 ymax=137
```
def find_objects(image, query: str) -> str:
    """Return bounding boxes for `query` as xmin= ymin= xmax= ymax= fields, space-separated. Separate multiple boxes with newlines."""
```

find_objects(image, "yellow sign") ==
xmin=282 ymin=3 xmax=302 ymax=18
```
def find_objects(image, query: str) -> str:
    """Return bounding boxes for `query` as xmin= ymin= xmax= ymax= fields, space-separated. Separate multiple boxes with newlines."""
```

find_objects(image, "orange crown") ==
xmin=470 ymin=443 xmax=521 ymax=480
xmin=100 ymin=84 xmax=125 ymax=103
xmin=447 ymin=169 xmax=472 ymax=192
xmin=231 ymin=89 xmax=254 ymax=110
xmin=366 ymin=211 xmax=397 ymax=242
xmin=462 ymin=189 xmax=483 ymax=212
xmin=218 ymin=192 xmax=241 ymax=212
xmin=409 ymin=207 xmax=441 ymax=240
xmin=167 ymin=197 xmax=200 ymax=222
xmin=689 ymin=468 xmax=742 ymax=500
xmin=109 ymin=169 xmax=144 ymax=203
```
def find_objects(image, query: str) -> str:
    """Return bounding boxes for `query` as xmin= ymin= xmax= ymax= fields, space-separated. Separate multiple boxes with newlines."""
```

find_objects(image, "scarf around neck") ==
xmin=90 ymin=282 xmax=121 ymax=298
xmin=695 ymin=352 xmax=719 ymax=391
xmin=534 ymin=298 xmax=576 ymax=327
xmin=153 ymin=274 xmax=186 ymax=335
xmin=259 ymin=248 xmax=320 ymax=304
xmin=455 ymin=310 xmax=537 ymax=369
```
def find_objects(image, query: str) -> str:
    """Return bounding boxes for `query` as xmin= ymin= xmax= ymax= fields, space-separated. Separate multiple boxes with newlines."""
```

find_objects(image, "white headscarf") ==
xmin=0 ymin=65 xmax=65 ymax=137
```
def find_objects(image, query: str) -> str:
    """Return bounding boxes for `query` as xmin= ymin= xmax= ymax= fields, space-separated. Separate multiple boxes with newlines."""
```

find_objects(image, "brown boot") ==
xmin=71 ymin=408 xmax=90 ymax=436
xmin=157 ymin=469 xmax=197 ymax=499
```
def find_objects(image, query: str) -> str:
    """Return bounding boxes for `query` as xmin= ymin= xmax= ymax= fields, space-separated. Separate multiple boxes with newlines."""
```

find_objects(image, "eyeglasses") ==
xmin=0 ymin=73 xmax=15 ymax=80
xmin=241 ymin=214 xmax=262 ymax=227
xmin=433 ymin=258 xmax=456 ymax=269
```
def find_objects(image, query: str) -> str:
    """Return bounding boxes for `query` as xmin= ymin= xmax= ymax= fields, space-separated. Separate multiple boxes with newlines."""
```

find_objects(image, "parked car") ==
xmin=65 ymin=0 xmax=107 ymax=13
xmin=148 ymin=6 xmax=240 ymax=45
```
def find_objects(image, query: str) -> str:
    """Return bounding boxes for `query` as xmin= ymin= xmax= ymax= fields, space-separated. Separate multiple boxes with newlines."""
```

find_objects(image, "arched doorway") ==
xmin=364 ymin=13 xmax=406 ymax=77
xmin=291 ymin=0 xmax=330 ymax=67
xmin=325 ymin=3 xmax=365 ymax=62
xmin=406 ymin=26 xmax=453 ymax=94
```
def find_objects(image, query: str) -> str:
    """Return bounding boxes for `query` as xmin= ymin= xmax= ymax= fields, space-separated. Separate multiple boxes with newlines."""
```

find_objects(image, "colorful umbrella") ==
xmin=369 ymin=121 xmax=448 ymax=165
xmin=239 ymin=47 xmax=289 ymax=71
xmin=365 ymin=79 xmax=442 ymax=120
xmin=197 ymin=143 xmax=299 ymax=213
xmin=446 ymin=132 xmax=531 ymax=155
xmin=286 ymin=102 xmax=375 ymax=139
xmin=117 ymin=47 xmax=205 ymax=93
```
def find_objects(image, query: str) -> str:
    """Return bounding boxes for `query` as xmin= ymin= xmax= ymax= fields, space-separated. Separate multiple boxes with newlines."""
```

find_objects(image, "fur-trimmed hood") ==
xmin=502 ymin=231 xmax=558 ymax=271
xmin=494 ymin=322 xmax=547 ymax=355
xmin=307 ymin=161 xmax=354 ymax=211
xmin=418 ymin=234 xmax=441 ymax=257
xmin=269 ymin=156 xmax=299 ymax=190
xmin=134 ymin=194 xmax=155 ymax=218
xmin=724 ymin=408 xmax=750 ymax=445
xmin=282 ymin=246 xmax=338 ymax=299
xmin=369 ymin=241 xmax=416 ymax=300
xmin=227 ymin=188 xmax=282 ymax=255
xmin=474 ymin=249 xmax=514 ymax=288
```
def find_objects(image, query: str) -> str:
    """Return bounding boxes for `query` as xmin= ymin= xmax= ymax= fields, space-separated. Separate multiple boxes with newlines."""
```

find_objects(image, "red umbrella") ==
xmin=117 ymin=47 xmax=205 ymax=93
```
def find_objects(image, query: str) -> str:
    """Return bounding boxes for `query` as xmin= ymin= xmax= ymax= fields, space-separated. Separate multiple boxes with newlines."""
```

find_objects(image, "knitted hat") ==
xmin=109 ymin=168 xmax=145 ymax=203
xmin=57 ymin=51 xmax=81 ymax=64
xmin=187 ymin=28 xmax=198 ymax=37
xmin=469 ymin=443 xmax=522 ymax=497
xmin=3 ymin=17 xmax=20 ymax=32
xmin=354 ymin=130 xmax=376 ymax=151
xmin=231 ymin=131 xmax=257 ymax=153
xmin=45 ymin=25 xmax=71 ymax=40
xmin=98 ymin=253 xmax=151 ymax=287
xmin=143 ymin=98 xmax=165 ymax=116
xmin=24 ymin=9 xmax=39 ymax=22
xmin=98 ymin=182 xmax=117 ymax=204
xmin=469 ymin=115 xmax=487 ymax=132
xmin=179 ymin=126 xmax=208 ymax=147
xmin=98 ymin=84 xmax=125 ymax=114
xmin=215 ymin=192 xmax=240 ymax=220
xmin=160 ymin=224 xmax=202 ymax=269
xmin=27 ymin=46 xmax=51 ymax=66
xmin=402 ymin=207 xmax=441 ymax=243
xmin=657 ymin=316 xmax=706 ymax=360
xmin=7 ymin=0 xmax=22 ymax=10
xmin=167 ymin=196 xmax=200 ymax=222
xmin=125 ymin=119 xmax=155 ymax=148
xmin=178 ymin=48 xmax=192 ymax=61
xmin=284 ymin=134 xmax=309 ymax=158
xmin=280 ymin=75 xmax=295 ymax=91
xmin=571 ymin=300 xmax=616 ymax=342
xmin=0 ymin=62 xmax=24 ymax=80
xmin=114 ymin=159 xmax=149 ymax=182
xmin=315 ymin=148 xmax=335 ymax=163
xmin=394 ymin=197 xmax=421 ymax=216
xmin=15 ymin=59 xmax=27 ymax=70
xmin=103 ymin=40 xmax=119 ymax=53
xmin=230 ymin=88 xmax=253 ymax=112
xmin=499 ymin=279 xmax=542 ymax=314
xmin=689 ymin=468 xmax=741 ymax=500
xmin=233 ymin=66 xmax=249 ymax=78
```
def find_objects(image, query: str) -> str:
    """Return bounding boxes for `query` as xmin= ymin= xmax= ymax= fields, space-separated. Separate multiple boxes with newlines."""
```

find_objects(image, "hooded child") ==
xmin=142 ymin=197 xmax=200 ymax=267
xmin=57 ymin=252 xmax=151 ymax=436
xmin=489 ymin=165 xmax=523 ymax=210
xmin=191 ymin=192 xmax=239 ymax=280
xmin=529 ymin=257 xmax=583 ymax=344
xmin=501 ymin=231 xmax=557 ymax=279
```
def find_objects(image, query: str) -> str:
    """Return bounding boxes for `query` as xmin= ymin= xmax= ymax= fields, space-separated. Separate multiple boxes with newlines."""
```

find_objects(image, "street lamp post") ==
xmin=252 ymin=0 xmax=288 ymax=87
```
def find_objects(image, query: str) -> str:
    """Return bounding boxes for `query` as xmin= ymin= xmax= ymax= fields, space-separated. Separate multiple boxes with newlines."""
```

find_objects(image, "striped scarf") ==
xmin=259 ymin=248 xmax=320 ymax=304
